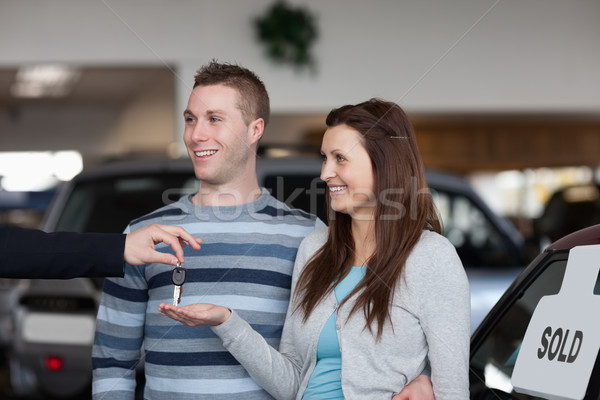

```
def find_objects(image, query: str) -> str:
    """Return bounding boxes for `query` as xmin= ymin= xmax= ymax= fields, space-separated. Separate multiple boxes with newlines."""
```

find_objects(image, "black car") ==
xmin=470 ymin=223 xmax=600 ymax=399
xmin=534 ymin=183 xmax=600 ymax=245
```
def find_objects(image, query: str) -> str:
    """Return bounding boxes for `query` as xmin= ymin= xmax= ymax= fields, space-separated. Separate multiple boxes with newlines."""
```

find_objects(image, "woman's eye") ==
xmin=336 ymin=155 xmax=345 ymax=162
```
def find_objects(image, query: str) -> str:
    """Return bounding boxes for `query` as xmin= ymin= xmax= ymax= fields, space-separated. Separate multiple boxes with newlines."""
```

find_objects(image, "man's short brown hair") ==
xmin=194 ymin=60 xmax=270 ymax=126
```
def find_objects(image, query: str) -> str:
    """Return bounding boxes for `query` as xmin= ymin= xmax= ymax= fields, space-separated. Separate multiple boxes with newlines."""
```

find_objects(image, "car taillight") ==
xmin=44 ymin=355 xmax=64 ymax=371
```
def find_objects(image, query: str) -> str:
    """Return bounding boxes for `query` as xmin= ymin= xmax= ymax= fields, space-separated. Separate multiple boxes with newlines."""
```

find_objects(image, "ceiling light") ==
xmin=11 ymin=64 xmax=80 ymax=98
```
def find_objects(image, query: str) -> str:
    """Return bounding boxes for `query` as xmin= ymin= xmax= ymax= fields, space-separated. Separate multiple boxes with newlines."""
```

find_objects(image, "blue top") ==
xmin=303 ymin=266 xmax=367 ymax=399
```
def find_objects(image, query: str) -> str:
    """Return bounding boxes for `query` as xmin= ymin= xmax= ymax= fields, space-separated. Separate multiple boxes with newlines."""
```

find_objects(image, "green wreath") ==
xmin=254 ymin=1 xmax=318 ymax=70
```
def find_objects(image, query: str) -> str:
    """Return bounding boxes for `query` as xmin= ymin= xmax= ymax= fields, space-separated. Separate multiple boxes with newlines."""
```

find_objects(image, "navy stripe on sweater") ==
xmin=256 ymin=205 xmax=315 ymax=219
xmin=152 ymin=242 xmax=299 ymax=261
xmin=102 ymin=279 xmax=149 ymax=302
xmin=92 ymin=357 xmax=138 ymax=370
xmin=144 ymin=350 xmax=240 ymax=366
xmin=144 ymin=323 xmax=282 ymax=340
xmin=146 ymin=268 xmax=291 ymax=290
xmin=131 ymin=208 xmax=188 ymax=225
xmin=94 ymin=332 xmax=144 ymax=350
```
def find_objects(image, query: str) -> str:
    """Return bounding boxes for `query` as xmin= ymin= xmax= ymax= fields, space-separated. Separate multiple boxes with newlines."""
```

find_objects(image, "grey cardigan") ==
xmin=212 ymin=227 xmax=470 ymax=399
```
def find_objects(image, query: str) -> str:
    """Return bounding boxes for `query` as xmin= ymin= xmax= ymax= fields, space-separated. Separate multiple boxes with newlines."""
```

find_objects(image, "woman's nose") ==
xmin=320 ymin=160 xmax=334 ymax=182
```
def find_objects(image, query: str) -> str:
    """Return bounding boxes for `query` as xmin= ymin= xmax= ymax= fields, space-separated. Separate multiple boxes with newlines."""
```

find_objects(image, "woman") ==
xmin=160 ymin=98 xmax=470 ymax=399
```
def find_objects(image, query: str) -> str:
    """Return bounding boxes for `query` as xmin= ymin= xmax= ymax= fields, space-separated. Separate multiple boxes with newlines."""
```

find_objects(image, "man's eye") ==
xmin=209 ymin=117 xmax=220 ymax=123
xmin=184 ymin=116 xmax=195 ymax=123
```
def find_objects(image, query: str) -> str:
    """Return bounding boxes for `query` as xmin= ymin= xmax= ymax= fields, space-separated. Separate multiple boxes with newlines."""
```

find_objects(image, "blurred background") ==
xmin=1 ymin=0 xmax=600 ymax=397
xmin=1 ymin=0 xmax=599 ymax=239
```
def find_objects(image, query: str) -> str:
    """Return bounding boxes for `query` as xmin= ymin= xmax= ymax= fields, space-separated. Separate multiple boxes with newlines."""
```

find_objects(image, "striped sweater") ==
xmin=92 ymin=189 xmax=323 ymax=399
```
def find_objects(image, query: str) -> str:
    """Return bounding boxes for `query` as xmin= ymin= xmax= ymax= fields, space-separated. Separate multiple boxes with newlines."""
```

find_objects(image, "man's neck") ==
xmin=191 ymin=182 xmax=262 ymax=207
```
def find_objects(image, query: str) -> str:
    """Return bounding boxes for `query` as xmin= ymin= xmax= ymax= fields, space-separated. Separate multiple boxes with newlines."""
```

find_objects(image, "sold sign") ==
xmin=512 ymin=245 xmax=600 ymax=399
xmin=537 ymin=327 xmax=583 ymax=363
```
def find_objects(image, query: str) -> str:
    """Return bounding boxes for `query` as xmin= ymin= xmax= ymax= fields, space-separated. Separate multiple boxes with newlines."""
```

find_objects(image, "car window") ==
xmin=433 ymin=189 xmax=518 ymax=267
xmin=470 ymin=258 xmax=600 ymax=398
xmin=54 ymin=174 xmax=199 ymax=233
xmin=262 ymin=174 xmax=327 ymax=223
xmin=262 ymin=175 xmax=517 ymax=268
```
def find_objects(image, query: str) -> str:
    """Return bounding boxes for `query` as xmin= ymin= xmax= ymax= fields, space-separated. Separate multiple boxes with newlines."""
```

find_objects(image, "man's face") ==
xmin=183 ymin=84 xmax=260 ymax=190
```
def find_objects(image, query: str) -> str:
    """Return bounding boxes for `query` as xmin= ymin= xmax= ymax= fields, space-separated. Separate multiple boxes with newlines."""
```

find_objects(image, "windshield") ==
xmin=54 ymin=174 xmax=199 ymax=233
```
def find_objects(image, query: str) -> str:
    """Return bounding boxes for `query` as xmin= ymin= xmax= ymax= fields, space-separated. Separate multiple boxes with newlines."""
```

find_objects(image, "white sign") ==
xmin=512 ymin=244 xmax=600 ymax=399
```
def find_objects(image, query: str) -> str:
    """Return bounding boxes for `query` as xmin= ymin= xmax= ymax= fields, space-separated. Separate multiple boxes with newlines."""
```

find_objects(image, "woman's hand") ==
xmin=158 ymin=303 xmax=232 ymax=326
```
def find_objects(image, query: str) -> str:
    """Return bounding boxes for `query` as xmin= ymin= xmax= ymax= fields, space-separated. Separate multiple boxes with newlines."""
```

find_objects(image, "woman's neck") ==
xmin=351 ymin=218 xmax=375 ymax=267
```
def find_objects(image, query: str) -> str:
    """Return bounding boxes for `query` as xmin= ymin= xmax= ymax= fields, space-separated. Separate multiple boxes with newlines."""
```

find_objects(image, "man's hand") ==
xmin=124 ymin=224 xmax=201 ymax=266
xmin=393 ymin=374 xmax=434 ymax=400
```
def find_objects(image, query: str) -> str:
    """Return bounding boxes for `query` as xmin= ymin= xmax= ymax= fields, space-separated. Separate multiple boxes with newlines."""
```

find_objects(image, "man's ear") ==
xmin=248 ymin=118 xmax=264 ymax=145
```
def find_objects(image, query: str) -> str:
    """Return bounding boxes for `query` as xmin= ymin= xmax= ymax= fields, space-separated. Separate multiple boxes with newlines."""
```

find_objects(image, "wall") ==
xmin=2 ymin=0 xmax=599 ymax=110
xmin=1 ymin=0 xmax=600 ymax=156
xmin=112 ymin=75 xmax=175 ymax=157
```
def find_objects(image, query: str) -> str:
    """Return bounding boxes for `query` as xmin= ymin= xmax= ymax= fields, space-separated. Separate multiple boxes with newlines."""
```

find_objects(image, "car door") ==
xmin=470 ymin=246 xmax=600 ymax=399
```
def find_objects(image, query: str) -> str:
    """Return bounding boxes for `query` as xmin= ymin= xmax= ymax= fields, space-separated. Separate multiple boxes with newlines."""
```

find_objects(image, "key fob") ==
xmin=172 ymin=266 xmax=187 ymax=286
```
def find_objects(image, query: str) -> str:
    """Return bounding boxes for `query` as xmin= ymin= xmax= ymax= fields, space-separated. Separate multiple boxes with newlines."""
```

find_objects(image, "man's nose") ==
xmin=190 ymin=122 xmax=209 ymax=142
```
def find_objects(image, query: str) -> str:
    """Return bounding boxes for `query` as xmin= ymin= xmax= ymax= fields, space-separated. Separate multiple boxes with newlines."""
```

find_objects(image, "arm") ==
xmin=92 ymin=263 xmax=148 ymax=400
xmin=212 ymin=232 xmax=325 ymax=399
xmin=0 ymin=226 xmax=126 ymax=278
xmin=158 ymin=303 xmax=304 ymax=400
xmin=157 ymin=232 xmax=323 ymax=399
xmin=0 ymin=224 xmax=200 ymax=279
xmin=417 ymin=241 xmax=470 ymax=399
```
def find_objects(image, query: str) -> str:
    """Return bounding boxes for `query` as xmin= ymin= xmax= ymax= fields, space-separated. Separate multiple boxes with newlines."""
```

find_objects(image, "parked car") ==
xmin=534 ymin=183 xmax=600 ymax=246
xmin=10 ymin=278 xmax=98 ymax=399
xmin=6 ymin=156 xmax=526 ymax=398
xmin=470 ymin=223 xmax=600 ymax=399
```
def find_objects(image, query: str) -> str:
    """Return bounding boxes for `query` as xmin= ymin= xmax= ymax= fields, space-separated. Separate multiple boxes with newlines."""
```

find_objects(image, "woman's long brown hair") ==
xmin=294 ymin=98 xmax=442 ymax=339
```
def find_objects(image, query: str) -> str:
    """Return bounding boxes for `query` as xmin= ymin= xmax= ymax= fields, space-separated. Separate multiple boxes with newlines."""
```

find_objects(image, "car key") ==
xmin=172 ymin=262 xmax=187 ymax=306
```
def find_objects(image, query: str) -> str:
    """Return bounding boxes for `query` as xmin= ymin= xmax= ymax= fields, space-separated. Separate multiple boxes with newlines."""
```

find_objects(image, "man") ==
xmin=92 ymin=61 xmax=432 ymax=399
xmin=0 ymin=224 xmax=201 ymax=278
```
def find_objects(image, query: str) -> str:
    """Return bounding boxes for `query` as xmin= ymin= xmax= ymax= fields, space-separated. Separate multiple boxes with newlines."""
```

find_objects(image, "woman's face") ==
xmin=320 ymin=124 xmax=375 ymax=219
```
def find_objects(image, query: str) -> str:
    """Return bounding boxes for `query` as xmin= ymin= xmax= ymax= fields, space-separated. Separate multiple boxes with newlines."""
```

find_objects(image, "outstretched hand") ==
xmin=159 ymin=303 xmax=232 ymax=326
xmin=124 ymin=224 xmax=202 ymax=266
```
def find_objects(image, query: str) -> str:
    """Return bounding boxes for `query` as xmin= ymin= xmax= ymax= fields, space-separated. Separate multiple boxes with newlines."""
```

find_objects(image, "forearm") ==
xmin=211 ymin=310 xmax=302 ymax=400
xmin=0 ymin=226 xmax=125 ymax=279
xmin=422 ymin=277 xmax=470 ymax=398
